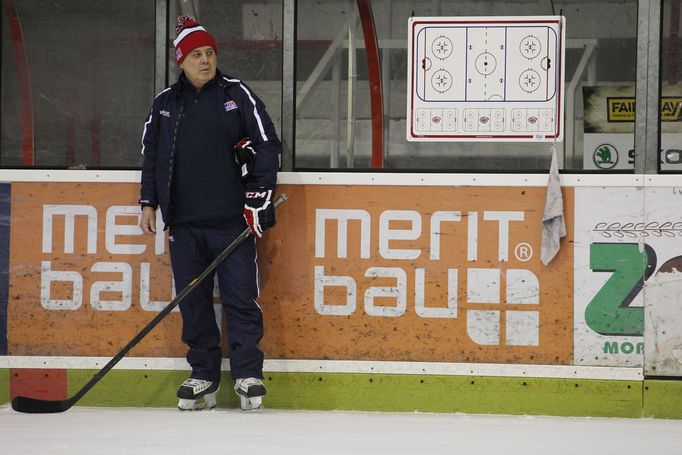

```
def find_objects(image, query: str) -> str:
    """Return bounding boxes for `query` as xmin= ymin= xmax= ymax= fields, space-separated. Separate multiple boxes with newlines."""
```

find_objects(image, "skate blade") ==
xmin=239 ymin=395 xmax=263 ymax=411
xmin=177 ymin=392 xmax=217 ymax=411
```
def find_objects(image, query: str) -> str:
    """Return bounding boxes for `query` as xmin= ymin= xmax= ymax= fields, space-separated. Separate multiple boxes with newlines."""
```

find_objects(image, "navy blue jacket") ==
xmin=139 ymin=69 xmax=280 ymax=228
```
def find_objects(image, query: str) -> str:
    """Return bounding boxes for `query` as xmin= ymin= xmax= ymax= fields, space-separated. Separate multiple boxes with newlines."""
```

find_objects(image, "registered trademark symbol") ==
xmin=515 ymin=243 xmax=533 ymax=262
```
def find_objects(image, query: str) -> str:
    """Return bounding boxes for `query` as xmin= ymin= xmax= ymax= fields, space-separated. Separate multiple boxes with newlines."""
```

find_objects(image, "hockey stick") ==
xmin=11 ymin=193 xmax=288 ymax=413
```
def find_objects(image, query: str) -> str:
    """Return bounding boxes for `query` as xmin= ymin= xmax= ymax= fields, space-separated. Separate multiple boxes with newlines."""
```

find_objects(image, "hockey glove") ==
xmin=234 ymin=137 xmax=256 ymax=178
xmin=243 ymin=188 xmax=275 ymax=238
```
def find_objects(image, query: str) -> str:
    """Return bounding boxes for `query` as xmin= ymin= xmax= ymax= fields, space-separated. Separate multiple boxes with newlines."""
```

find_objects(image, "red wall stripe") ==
xmin=4 ymin=0 xmax=34 ymax=165
xmin=356 ymin=0 xmax=384 ymax=168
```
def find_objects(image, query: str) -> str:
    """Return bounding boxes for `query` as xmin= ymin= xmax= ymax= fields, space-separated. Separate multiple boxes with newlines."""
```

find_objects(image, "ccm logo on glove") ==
xmin=243 ymin=188 xmax=276 ymax=238
xmin=245 ymin=190 xmax=269 ymax=199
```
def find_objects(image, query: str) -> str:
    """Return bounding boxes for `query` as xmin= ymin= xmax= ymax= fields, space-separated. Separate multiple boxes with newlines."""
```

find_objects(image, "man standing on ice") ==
xmin=138 ymin=15 xmax=280 ymax=411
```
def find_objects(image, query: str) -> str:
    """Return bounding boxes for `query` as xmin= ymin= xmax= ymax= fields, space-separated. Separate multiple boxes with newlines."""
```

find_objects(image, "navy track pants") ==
xmin=168 ymin=219 xmax=264 ymax=382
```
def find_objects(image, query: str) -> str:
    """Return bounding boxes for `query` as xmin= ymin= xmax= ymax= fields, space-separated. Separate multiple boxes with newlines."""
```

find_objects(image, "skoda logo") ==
xmin=593 ymin=143 xmax=618 ymax=169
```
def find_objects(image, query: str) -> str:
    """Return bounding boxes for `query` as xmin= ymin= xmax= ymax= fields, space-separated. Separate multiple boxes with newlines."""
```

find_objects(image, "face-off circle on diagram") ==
xmin=431 ymin=69 xmax=452 ymax=93
xmin=520 ymin=35 xmax=542 ymax=59
xmin=519 ymin=69 xmax=540 ymax=93
xmin=432 ymin=35 xmax=453 ymax=60
xmin=475 ymin=52 xmax=497 ymax=75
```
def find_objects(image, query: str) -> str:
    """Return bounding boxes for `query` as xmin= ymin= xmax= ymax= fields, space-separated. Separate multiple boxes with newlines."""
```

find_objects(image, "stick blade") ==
xmin=11 ymin=395 xmax=74 ymax=414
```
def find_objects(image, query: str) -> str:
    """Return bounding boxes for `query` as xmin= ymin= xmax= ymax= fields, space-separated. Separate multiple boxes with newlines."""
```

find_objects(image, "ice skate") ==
xmin=176 ymin=378 xmax=220 ymax=410
xmin=234 ymin=378 xmax=267 ymax=411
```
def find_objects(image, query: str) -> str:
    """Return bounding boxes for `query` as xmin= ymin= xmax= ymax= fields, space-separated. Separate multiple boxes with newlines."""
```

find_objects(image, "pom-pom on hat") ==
xmin=173 ymin=15 xmax=217 ymax=65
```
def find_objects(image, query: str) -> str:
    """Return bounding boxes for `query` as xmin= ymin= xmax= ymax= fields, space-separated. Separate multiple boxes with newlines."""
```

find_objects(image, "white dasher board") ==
xmin=407 ymin=16 xmax=565 ymax=142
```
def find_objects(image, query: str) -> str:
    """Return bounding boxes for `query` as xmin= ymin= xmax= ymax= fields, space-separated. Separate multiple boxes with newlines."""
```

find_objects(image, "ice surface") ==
xmin=1 ymin=406 xmax=681 ymax=454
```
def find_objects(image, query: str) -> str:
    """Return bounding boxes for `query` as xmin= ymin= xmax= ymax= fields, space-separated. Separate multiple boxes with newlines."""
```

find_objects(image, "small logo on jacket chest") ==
xmin=224 ymin=100 xmax=238 ymax=112
xmin=159 ymin=110 xmax=171 ymax=117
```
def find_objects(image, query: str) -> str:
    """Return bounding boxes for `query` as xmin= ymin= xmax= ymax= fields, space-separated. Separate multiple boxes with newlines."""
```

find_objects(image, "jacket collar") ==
xmin=176 ymin=69 xmax=222 ymax=92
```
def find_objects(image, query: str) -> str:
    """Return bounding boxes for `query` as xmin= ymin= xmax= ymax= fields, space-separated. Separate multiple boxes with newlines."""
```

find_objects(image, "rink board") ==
xmin=0 ymin=170 xmax=681 ymax=418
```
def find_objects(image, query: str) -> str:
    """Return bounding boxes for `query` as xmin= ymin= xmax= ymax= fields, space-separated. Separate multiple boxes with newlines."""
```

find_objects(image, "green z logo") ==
xmin=585 ymin=243 xmax=656 ymax=336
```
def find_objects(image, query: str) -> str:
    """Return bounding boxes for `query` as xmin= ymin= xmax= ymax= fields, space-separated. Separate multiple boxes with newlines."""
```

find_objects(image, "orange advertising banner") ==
xmin=259 ymin=184 xmax=574 ymax=365
xmin=8 ymin=182 xmax=574 ymax=365
xmin=9 ymin=182 xmax=183 ymax=357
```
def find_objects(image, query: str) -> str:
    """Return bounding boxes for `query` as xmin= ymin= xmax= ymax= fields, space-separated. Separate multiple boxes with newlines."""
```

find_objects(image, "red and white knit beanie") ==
xmin=173 ymin=15 xmax=217 ymax=65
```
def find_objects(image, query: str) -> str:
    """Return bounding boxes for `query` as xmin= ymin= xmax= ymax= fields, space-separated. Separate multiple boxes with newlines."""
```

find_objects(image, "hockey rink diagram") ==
xmin=407 ymin=16 xmax=565 ymax=142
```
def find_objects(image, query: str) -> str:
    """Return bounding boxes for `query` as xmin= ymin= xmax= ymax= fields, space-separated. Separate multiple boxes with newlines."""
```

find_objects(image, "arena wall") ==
xmin=1 ymin=170 xmax=680 ymax=418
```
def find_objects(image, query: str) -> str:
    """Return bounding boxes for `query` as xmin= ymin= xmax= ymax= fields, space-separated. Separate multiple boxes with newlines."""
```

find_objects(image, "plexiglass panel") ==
xmin=294 ymin=0 xmax=638 ymax=171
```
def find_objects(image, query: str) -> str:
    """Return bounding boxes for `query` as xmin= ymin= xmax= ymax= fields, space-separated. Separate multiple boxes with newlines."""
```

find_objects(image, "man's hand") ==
xmin=243 ymin=188 xmax=275 ymax=238
xmin=140 ymin=206 xmax=157 ymax=235
xmin=234 ymin=137 xmax=256 ymax=178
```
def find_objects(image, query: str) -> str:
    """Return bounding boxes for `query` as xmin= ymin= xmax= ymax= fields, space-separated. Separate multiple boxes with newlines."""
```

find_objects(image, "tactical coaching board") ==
xmin=407 ymin=16 xmax=565 ymax=142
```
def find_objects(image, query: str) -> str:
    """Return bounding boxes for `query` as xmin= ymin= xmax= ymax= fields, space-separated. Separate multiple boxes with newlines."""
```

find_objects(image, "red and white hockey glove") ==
xmin=234 ymin=137 xmax=256 ymax=178
xmin=243 ymin=188 xmax=275 ymax=238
